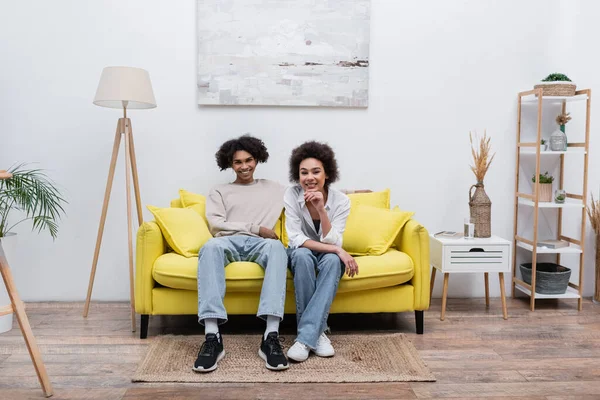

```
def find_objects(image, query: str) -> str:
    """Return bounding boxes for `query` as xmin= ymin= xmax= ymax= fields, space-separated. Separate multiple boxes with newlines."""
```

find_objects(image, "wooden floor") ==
xmin=1 ymin=297 xmax=600 ymax=399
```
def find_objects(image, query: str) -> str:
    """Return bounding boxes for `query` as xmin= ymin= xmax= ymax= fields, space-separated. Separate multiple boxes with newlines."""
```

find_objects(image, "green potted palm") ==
xmin=534 ymin=73 xmax=576 ymax=96
xmin=0 ymin=164 xmax=66 ymax=333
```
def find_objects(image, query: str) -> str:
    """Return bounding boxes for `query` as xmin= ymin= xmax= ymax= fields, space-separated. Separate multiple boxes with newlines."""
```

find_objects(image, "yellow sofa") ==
xmin=135 ymin=198 xmax=430 ymax=339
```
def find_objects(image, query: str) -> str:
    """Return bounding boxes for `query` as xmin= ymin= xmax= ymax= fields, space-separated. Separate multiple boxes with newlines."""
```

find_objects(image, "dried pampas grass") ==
xmin=587 ymin=194 xmax=600 ymax=234
xmin=469 ymin=131 xmax=496 ymax=183
xmin=556 ymin=112 xmax=572 ymax=126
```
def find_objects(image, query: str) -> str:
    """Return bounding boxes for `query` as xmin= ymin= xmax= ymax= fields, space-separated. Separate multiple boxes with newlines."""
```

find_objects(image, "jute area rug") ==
xmin=132 ymin=333 xmax=435 ymax=383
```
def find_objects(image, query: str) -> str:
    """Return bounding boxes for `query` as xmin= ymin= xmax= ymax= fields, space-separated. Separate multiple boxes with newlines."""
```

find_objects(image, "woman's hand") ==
xmin=258 ymin=226 xmax=279 ymax=240
xmin=337 ymin=248 xmax=359 ymax=278
xmin=304 ymin=190 xmax=325 ymax=211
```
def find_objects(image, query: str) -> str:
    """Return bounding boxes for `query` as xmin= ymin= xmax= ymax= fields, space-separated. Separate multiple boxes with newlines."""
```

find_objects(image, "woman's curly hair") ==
xmin=289 ymin=141 xmax=339 ymax=188
xmin=215 ymin=135 xmax=269 ymax=170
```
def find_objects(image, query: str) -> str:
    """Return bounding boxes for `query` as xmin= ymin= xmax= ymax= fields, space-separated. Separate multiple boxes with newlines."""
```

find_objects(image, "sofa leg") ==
xmin=415 ymin=311 xmax=424 ymax=334
xmin=140 ymin=315 xmax=149 ymax=339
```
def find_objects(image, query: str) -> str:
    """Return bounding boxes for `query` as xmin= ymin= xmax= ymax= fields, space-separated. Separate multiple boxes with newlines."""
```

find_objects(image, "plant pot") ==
xmin=0 ymin=233 xmax=16 ymax=334
xmin=554 ymin=189 xmax=566 ymax=204
xmin=534 ymin=81 xmax=577 ymax=96
xmin=538 ymin=183 xmax=552 ymax=202
xmin=540 ymin=144 xmax=547 ymax=151
xmin=520 ymin=262 xmax=571 ymax=294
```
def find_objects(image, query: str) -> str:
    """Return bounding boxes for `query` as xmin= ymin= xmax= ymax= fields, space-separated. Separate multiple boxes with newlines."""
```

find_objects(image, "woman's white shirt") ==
xmin=284 ymin=185 xmax=351 ymax=249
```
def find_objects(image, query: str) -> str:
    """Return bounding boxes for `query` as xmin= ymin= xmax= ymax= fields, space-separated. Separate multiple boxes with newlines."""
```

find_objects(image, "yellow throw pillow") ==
xmin=342 ymin=204 xmax=414 ymax=256
xmin=147 ymin=205 xmax=213 ymax=258
xmin=170 ymin=199 xmax=183 ymax=208
xmin=346 ymin=189 xmax=390 ymax=209
xmin=179 ymin=189 xmax=207 ymax=224
xmin=278 ymin=210 xmax=289 ymax=248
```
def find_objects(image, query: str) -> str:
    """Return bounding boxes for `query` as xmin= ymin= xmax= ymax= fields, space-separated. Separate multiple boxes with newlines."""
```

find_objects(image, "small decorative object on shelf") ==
xmin=555 ymin=189 xmax=566 ymax=203
xmin=468 ymin=131 xmax=495 ymax=238
xmin=540 ymin=138 xmax=547 ymax=151
xmin=534 ymin=73 xmax=576 ymax=96
xmin=550 ymin=112 xmax=571 ymax=151
xmin=586 ymin=194 xmax=600 ymax=304
xmin=532 ymin=172 xmax=554 ymax=202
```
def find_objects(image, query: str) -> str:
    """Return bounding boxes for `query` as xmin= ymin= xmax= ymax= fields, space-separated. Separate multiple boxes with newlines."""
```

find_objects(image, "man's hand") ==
xmin=304 ymin=190 xmax=325 ymax=211
xmin=336 ymin=248 xmax=359 ymax=278
xmin=258 ymin=226 xmax=279 ymax=240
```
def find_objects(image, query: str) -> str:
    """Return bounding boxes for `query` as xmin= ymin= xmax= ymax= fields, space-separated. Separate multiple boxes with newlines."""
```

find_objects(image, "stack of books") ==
xmin=434 ymin=231 xmax=463 ymax=238
xmin=537 ymin=239 xmax=569 ymax=249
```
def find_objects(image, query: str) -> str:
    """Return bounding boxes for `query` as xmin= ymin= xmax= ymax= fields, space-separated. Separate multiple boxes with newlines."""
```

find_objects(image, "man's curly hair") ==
xmin=289 ymin=141 xmax=339 ymax=189
xmin=215 ymin=135 xmax=269 ymax=171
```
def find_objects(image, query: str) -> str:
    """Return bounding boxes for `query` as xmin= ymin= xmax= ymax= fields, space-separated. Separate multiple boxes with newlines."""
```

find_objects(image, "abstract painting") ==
xmin=196 ymin=0 xmax=370 ymax=107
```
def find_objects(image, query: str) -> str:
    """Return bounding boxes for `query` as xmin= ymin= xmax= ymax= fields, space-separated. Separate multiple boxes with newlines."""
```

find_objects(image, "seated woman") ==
xmin=284 ymin=141 xmax=359 ymax=362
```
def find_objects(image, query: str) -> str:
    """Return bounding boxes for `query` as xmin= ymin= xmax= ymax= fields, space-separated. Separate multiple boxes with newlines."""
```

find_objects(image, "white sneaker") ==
xmin=313 ymin=333 xmax=335 ymax=357
xmin=287 ymin=341 xmax=310 ymax=362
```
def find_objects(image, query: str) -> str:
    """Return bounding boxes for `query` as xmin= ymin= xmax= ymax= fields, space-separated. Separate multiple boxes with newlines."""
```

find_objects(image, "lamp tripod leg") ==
xmin=127 ymin=121 xmax=144 ymax=226
xmin=124 ymin=121 xmax=136 ymax=332
xmin=83 ymin=120 xmax=123 ymax=318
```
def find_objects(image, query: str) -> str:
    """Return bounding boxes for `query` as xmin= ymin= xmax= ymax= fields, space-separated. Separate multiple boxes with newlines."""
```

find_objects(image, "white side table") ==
xmin=430 ymin=234 xmax=512 ymax=321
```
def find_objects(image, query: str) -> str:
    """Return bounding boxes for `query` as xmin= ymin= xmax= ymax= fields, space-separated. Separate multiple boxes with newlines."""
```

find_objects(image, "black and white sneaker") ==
xmin=259 ymin=331 xmax=289 ymax=371
xmin=192 ymin=333 xmax=224 ymax=373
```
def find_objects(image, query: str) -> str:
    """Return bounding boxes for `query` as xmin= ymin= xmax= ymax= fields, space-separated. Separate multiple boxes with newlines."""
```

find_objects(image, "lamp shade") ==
xmin=93 ymin=66 xmax=157 ymax=109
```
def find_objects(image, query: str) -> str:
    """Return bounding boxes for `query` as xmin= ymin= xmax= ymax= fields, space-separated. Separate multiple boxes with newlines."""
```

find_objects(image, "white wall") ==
xmin=0 ymin=0 xmax=598 ymax=301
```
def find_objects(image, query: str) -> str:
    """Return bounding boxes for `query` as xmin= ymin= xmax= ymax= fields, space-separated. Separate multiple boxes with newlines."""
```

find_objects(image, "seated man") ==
xmin=193 ymin=135 xmax=289 ymax=373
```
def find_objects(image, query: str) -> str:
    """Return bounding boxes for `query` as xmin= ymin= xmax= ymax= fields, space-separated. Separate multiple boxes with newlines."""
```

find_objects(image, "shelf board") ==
xmin=520 ymin=149 xmax=587 ymax=155
xmin=516 ymin=241 xmax=582 ymax=254
xmin=521 ymin=94 xmax=588 ymax=103
xmin=518 ymin=198 xmax=584 ymax=208
xmin=515 ymin=283 xmax=581 ymax=299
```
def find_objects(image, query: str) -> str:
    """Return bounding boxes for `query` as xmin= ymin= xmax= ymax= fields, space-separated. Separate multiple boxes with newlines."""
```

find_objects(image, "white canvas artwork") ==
xmin=196 ymin=0 xmax=370 ymax=107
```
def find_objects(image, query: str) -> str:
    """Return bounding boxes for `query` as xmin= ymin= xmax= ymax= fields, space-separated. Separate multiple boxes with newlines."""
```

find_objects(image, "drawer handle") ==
xmin=469 ymin=248 xmax=484 ymax=252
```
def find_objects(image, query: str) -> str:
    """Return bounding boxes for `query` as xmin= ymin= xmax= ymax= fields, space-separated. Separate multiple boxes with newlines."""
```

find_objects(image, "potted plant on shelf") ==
xmin=534 ymin=73 xmax=577 ymax=97
xmin=540 ymin=138 xmax=547 ymax=151
xmin=549 ymin=112 xmax=571 ymax=151
xmin=531 ymin=171 xmax=554 ymax=202
xmin=554 ymin=189 xmax=566 ymax=204
xmin=0 ymin=164 xmax=67 ymax=333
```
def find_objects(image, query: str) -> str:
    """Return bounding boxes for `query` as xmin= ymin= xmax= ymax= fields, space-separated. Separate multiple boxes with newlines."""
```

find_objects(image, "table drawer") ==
xmin=443 ymin=244 xmax=510 ymax=273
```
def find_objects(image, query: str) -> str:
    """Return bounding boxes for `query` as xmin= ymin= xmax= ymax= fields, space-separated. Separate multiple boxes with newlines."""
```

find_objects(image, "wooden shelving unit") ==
xmin=511 ymin=88 xmax=592 ymax=311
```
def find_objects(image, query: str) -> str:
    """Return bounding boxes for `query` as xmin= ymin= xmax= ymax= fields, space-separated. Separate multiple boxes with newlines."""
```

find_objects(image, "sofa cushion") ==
xmin=147 ymin=205 xmax=213 ymax=258
xmin=153 ymin=253 xmax=294 ymax=292
xmin=346 ymin=189 xmax=390 ymax=209
xmin=343 ymin=205 xmax=414 ymax=256
xmin=179 ymin=189 xmax=208 ymax=224
xmin=338 ymin=249 xmax=414 ymax=293
xmin=152 ymin=248 xmax=414 ymax=294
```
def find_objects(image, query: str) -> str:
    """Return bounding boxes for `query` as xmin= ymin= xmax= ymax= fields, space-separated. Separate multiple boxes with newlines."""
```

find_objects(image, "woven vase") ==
xmin=469 ymin=182 xmax=491 ymax=238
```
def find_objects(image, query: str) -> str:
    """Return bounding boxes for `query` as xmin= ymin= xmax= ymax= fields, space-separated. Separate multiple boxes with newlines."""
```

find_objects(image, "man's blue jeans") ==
xmin=288 ymin=248 xmax=343 ymax=349
xmin=197 ymin=236 xmax=287 ymax=325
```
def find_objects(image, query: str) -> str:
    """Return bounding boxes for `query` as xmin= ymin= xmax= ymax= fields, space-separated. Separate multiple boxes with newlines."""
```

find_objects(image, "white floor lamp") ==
xmin=83 ymin=67 xmax=156 ymax=332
